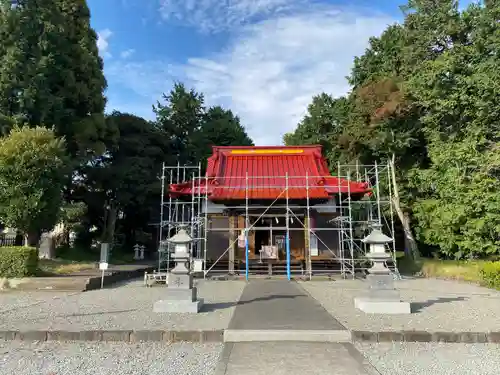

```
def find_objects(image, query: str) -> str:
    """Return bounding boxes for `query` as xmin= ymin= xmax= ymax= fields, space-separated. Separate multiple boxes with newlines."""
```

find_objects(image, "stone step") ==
xmin=7 ymin=265 xmax=155 ymax=292
xmin=224 ymin=329 xmax=351 ymax=343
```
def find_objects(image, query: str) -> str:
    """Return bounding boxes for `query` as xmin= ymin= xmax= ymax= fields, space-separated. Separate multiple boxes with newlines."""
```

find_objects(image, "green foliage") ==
xmin=153 ymin=83 xmax=205 ymax=166
xmin=0 ymin=0 xmax=108 ymax=161
xmin=283 ymin=94 xmax=350 ymax=167
xmin=0 ymin=126 xmax=68 ymax=239
xmin=198 ymin=105 xmax=254 ymax=164
xmin=0 ymin=2 xmax=251 ymax=258
xmin=79 ymin=111 xmax=168 ymax=246
xmin=286 ymin=0 xmax=500 ymax=260
xmin=60 ymin=201 xmax=87 ymax=231
xmin=0 ymin=246 xmax=38 ymax=278
xmin=479 ymin=262 xmax=500 ymax=290
xmin=411 ymin=131 xmax=500 ymax=259
xmin=154 ymin=83 xmax=254 ymax=167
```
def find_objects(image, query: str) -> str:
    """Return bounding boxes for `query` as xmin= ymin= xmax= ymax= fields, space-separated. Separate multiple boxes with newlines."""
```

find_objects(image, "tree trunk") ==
xmin=389 ymin=155 xmax=419 ymax=260
xmin=103 ymin=204 xmax=117 ymax=244
xmin=24 ymin=231 xmax=40 ymax=247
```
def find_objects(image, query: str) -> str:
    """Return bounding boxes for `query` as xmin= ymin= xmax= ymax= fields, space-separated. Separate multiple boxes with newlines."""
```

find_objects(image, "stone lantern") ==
xmin=354 ymin=223 xmax=411 ymax=314
xmin=153 ymin=226 xmax=203 ymax=313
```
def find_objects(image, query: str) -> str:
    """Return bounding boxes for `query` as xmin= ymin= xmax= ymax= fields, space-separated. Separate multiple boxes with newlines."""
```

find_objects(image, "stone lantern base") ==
xmin=153 ymin=251 xmax=204 ymax=313
xmin=354 ymin=253 xmax=411 ymax=314
xmin=153 ymin=292 xmax=204 ymax=313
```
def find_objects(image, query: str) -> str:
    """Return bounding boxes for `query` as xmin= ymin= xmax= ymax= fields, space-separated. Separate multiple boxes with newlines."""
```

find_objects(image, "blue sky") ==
xmin=88 ymin=0 xmax=476 ymax=146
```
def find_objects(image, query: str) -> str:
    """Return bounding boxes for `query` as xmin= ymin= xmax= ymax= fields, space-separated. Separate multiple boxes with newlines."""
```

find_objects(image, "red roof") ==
xmin=169 ymin=145 xmax=369 ymax=201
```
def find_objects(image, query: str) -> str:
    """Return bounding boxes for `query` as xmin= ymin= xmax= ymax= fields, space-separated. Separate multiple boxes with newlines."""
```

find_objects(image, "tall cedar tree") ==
xmin=0 ymin=0 xmax=107 ymax=161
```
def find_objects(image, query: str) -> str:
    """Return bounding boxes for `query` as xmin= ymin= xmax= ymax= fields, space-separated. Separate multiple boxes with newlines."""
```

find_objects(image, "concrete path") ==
xmin=216 ymin=342 xmax=380 ymax=375
xmin=217 ymin=280 xmax=377 ymax=374
xmin=228 ymin=279 xmax=345 ymax=330
xmin=224 ymin=279 xmax=349 ymax=342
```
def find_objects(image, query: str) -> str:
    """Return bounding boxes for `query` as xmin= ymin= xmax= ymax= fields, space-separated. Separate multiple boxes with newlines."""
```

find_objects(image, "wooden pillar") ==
xmin=228 ymin=214 xmax=236 ymax=275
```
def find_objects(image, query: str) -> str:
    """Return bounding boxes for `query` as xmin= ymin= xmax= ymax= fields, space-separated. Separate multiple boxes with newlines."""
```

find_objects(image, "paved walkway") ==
xmin=216 ymin=342 xmax=380 ymax=375
xmin=217 ymin=280 xmax=378 ymax=374
xmin=228 ymin=279 xmax=345 ymax=330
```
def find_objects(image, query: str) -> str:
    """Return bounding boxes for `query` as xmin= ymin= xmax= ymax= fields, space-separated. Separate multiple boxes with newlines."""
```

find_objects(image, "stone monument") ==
xmin=153 ymin=227 xmax=203 ymax=313
xmin=133 ymin=244 xmax=140 ymax=260
xmin=38 ymin=232 xmax=55 ymax=259
xmin=354 ymin=223 xmax=411 ymax=314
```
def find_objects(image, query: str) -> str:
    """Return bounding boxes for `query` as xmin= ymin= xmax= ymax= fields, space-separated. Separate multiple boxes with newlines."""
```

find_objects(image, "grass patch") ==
xmin=37 ymin=259 xmax=96 ymax=275
xmin=419 ymin=259 xmax=487 ymax=282
xmin=35 ymin=245 xmax=137 ymax=276
xmin=397 ymin=255 xmax=500 ymax=286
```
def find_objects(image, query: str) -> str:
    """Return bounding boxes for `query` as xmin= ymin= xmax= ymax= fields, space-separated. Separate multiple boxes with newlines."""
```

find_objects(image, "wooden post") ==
xmin=229 ymin=214 xmax=236 ymax=275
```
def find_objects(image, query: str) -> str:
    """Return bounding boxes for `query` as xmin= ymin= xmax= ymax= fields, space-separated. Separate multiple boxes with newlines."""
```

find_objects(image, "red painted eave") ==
xmin=169 ymin=145 xmax=371 ymax=200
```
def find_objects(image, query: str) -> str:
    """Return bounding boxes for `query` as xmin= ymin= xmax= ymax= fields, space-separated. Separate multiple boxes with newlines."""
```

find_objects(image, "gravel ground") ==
xmin=357 ymin=342 xmax=500 ymax=375
xmin=299 ymin=278 xmax=500 ymax=332
xmin=0 ymin=340 xmax=223 ymax=375
xmin=0 ymin=279 xmax=246 ymax=331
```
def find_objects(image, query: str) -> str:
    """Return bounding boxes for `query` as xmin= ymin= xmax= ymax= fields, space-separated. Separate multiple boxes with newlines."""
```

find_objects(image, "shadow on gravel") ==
xmin=200 ymin=294 xmax=302 ymax=312
xmin=411 ymin=296 xmax=468 ymax=312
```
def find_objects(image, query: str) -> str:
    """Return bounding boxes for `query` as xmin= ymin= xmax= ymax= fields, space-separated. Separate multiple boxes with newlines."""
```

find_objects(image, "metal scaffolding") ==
xmin=157 ymin=163 xmax=204 ymax=273
xmin=157 ymin=161 xmax=399 ymax=280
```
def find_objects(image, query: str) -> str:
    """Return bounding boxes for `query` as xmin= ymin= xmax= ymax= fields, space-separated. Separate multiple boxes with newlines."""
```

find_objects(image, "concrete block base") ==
xmin=153 ymin=298 xmax=204 ymax=313
xmin=354 ymin=297 xmax=411 ymax=314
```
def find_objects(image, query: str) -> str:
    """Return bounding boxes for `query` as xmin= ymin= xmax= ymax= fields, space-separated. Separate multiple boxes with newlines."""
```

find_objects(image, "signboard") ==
xmin=262 ymin=245 xmax=278 ymax=259
xmin=237 ymin=231 xmax=246 ymax=248
xmin=99 ymin=262 xmax=108 ymax=270
xmin=274 ymin=235 xmax=285 ymax=250
xmin=192 ymin=259 xmax=203 ymax=272
xmin=310 ymin=234 xmax=319 ymax=256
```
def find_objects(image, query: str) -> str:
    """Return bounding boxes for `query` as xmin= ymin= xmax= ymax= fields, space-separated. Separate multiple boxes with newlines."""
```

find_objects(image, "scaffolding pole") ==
xmin=203 ymin=173 xmax=209 ymax=279
xmin=347 ymin=169 xmax=354 ymax=279
xmin=158 ymin=163 xmax=165 ymax=272
xmin=161 ymin=162 xmax=397 ymax=280
xmin=245 ymin=172 xmax=249 ymax=281
xmin=375 ymin=161 xmax=382 ymax=225
xmin=197 ymin=163 xmax=202 ymax=258
xmin=285 ymin=173 xmax=291 ymax=281
xmin=337 ymin=161 xmax=345 ymax=277
xmin=306 ymin=172 xmax=312 ymax=280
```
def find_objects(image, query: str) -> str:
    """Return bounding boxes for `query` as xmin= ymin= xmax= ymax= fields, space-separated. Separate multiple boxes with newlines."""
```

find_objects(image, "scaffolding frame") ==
xmin=157 ymin=161 xmax=399 ymax=279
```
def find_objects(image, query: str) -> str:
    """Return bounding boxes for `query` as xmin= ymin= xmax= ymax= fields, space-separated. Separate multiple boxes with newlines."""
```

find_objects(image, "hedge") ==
xmin=0 ymin=246 xmax=38 ymax=278
xmin=479 ymin=261 xmax=500 ymax=290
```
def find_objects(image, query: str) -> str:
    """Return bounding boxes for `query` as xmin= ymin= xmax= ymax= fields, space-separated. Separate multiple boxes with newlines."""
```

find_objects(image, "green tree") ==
xmin=153 ymin=83 xmax=204 ymax=166
xmin=81 ymin=111 xmax=168 ymax=246
xmin=196 ymin=105 xmax=254 ymax=165
xmin=283 ymin=94 xmax=350 ymax=167
xmin=0 ymin=126 xmax=68 ymax=246
xmin=286 ymin=0 xmax=500 ymax=260
xmin=154 ymin=84 xmax=254 ymax=167
xmin=411 ymin=130 xmax=500 ymax=259
xmin=0 ymin=0 xmax=107 ymax=161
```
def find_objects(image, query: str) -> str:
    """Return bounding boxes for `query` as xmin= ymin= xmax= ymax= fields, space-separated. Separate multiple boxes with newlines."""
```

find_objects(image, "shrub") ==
xmin=0 ymin=246 xmax=38 ymax=278
xmin=479 ymin=262 xmax=500 ymax=290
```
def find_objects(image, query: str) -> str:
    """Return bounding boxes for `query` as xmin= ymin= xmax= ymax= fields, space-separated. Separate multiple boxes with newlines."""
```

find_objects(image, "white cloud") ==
xmin=106 ymin=5 xmax=393 ymax=145
xmin=105 ymin=60 xmax=179 ymax=101
xmin=120 ymin=49 xmax=136 ymax=59
xmin=158 ymin=0 xmax=307 ymax=33
xmin=183 ymin=9 xmax=392 ymax=145
xmin=97 ymin=29 xmax=113 ymax=58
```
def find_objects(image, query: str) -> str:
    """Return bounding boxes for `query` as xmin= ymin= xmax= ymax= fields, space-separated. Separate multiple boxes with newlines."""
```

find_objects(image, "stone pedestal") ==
xmin=153 ymin=249 xmax=203 ymax=313
xmin=355 ymin=253 xmax=411 ymax=314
